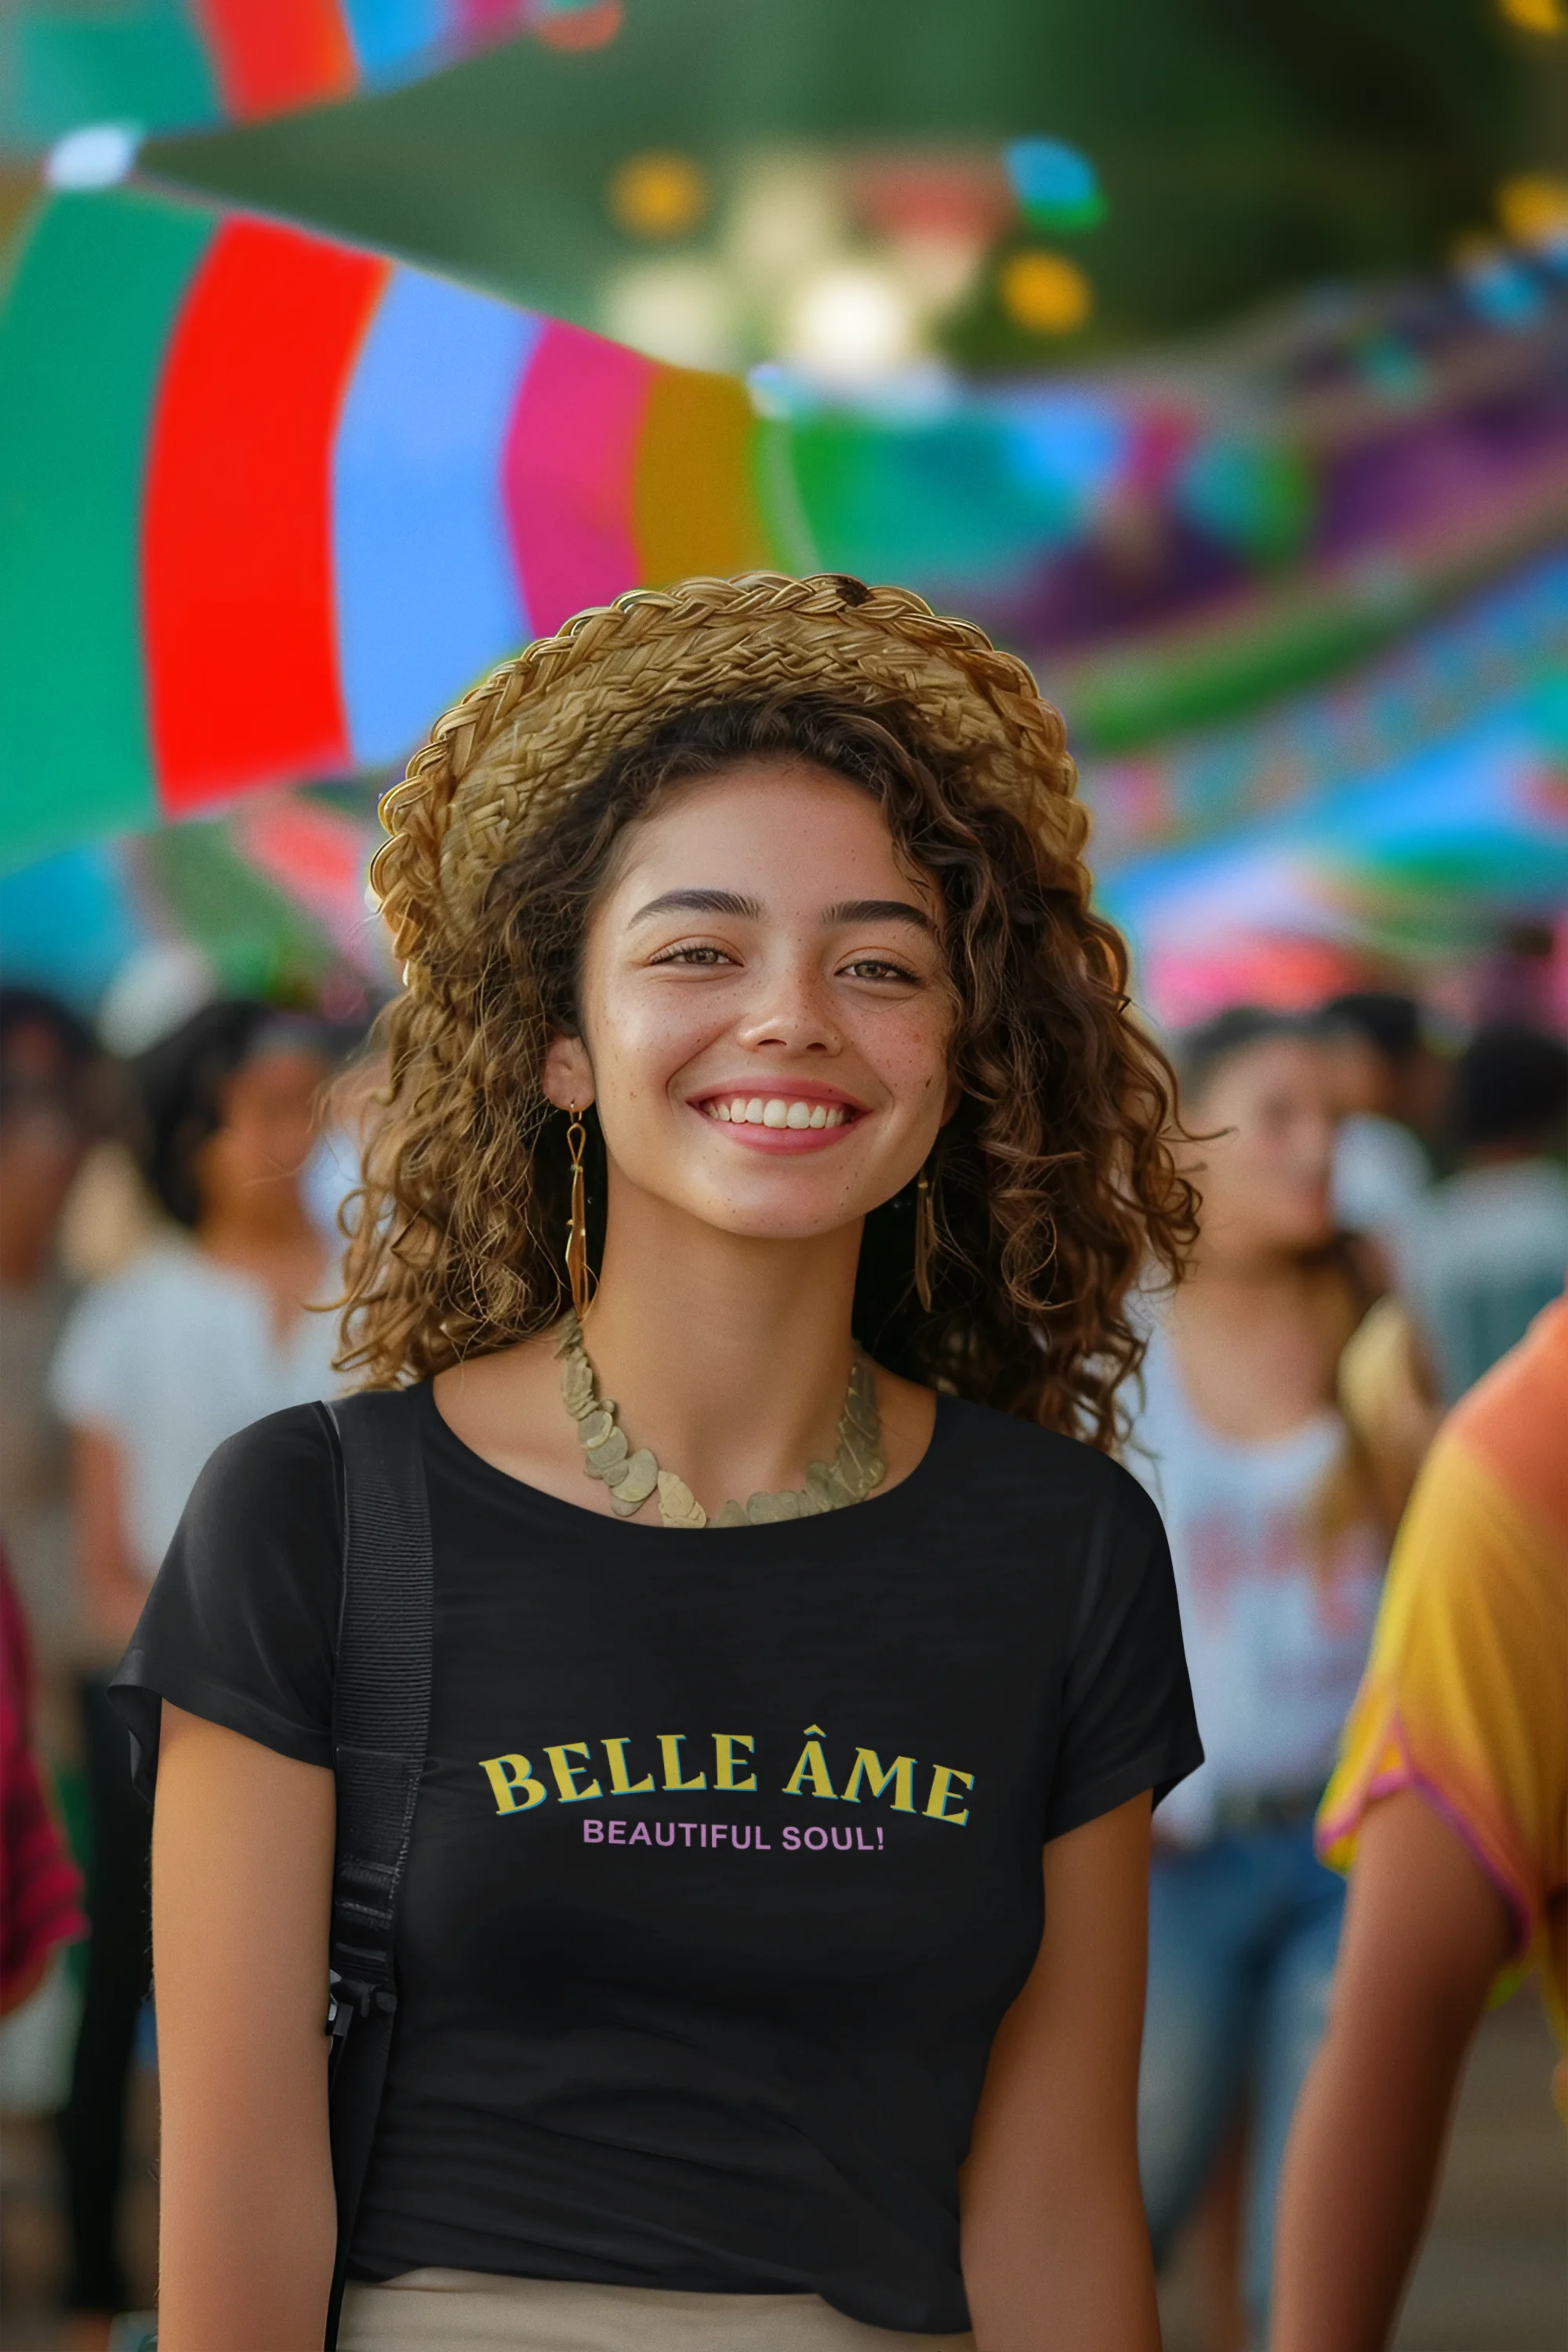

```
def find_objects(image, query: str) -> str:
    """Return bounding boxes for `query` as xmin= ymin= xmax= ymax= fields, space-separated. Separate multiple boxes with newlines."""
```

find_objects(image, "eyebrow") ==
xmin=629 ymin=888 xmax=935 ymax=935
xmin=824 ymin=897 xmax=937 ymax=935
xmin=629 ymin=888 xmax=764 ymax=924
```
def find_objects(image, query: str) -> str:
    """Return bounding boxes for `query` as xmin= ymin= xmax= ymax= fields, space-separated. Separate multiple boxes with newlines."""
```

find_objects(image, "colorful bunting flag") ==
xmin=1103 ymin=698 xmax=1568 ymax=1026
xmin=1 ymin=2 xmax=549 ymax=148
xmin=0 ymin=187 xmax=771 ymax=870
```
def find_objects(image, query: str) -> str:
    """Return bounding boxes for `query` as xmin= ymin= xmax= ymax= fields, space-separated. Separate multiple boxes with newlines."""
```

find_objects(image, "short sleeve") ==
xmin=107 ymin=1405 xmax=343 ymax=1804
xmin=49 ymin=1277 xmax=136 ymax=1433
xmin=1044 ymin=1465 xmax=1203 ymax=1841
xmin=1318 ymin=1427 xmax=1568 ymax=1975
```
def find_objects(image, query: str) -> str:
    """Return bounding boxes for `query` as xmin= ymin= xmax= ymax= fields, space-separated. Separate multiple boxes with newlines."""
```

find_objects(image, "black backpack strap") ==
xmin=318 ymin=1389 xmax=433 ymax=2352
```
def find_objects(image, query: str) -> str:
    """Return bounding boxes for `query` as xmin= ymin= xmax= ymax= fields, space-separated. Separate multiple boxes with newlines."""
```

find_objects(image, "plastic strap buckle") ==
xmin=326 ymin=1968 xmax=397 ymax=2040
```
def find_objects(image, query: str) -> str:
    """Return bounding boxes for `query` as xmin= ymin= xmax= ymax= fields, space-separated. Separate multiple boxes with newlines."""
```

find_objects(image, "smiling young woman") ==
xmin=111 ymin=575 xmax=1203 ymax=2352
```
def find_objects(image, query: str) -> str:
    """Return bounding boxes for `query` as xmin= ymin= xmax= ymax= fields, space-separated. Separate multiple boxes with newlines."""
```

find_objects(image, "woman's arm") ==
xmin=152 ymin=1703 xmax=338 ymax=2352
xmin=71 ymin=1427 xmax=152 ymax=1650
xmin=1271 ymin=1789 xmax=1513 ymax=2352
xmin=961 ymin=1792 xmax=1160 ymax=2352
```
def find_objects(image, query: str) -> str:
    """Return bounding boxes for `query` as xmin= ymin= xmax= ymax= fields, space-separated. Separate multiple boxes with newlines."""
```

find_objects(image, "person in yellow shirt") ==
xmin=1272 ymin=1287 xmax=1568 ymax=2351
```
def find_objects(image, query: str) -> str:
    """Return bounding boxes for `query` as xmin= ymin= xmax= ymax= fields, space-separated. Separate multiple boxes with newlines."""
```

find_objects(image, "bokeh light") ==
xmin=1453 ymin=234 xmax=1546 ymax=328
xmin=1004 ymin=139 xmax=1105 ymax=234
xmin=601 ymin=258 xmax=738 ymax=369
xmin=1498 ymin=173 xmax=1568 ymax=252
xmin=532 ymin=0 xmax=622 ymax=53
xmin=44 ymin=122 xmax=140 ymax=190
xmin=783 ymin=265 xmax=918 ymax=382
xmin=608 ymin=151 xmax=710 ymax=240
xmin=848 ymin=155 xmax=1010 ymax=321
xmin=1497 ymin=0 xmax=1566 ymax=30
xmin=724 ymin=158 xmax=845 ymax=292
xmin=999 ymin=249 xmax=1093 ymax=334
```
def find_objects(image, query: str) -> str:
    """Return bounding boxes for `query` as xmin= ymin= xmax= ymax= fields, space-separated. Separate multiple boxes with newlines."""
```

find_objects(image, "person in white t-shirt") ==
xmin=1128 ymin=1009 xmax=1403 ymax=2351
xmin=48 ymin=1000 xmax=337 ymax=2344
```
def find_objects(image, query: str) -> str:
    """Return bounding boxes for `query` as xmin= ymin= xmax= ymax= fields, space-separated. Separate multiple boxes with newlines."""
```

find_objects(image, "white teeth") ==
xmin=706 ymin=1096 xmax=848 ymax=1128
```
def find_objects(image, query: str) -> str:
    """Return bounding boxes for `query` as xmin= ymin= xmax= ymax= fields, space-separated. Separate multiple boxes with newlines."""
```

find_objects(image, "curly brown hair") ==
xmin=339 ymin=681 xmax=1195 ymax=1450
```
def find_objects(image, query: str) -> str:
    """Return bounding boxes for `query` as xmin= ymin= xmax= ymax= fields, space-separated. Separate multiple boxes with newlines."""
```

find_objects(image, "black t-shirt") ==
xmin=111 ymin=1383 xmax=1200 ymax=2335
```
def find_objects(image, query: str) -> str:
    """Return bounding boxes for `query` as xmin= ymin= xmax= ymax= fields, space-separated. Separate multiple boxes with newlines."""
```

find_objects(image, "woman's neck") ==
xmin=1168 ymin=1236 xmax=1351 ymax=1442
xmin=433 ymin=1170 xmax=939 ymax=1522
xmin=200 ymin=1190 xmax=318 ymax=1255
xmin=1182 ymin=1232 xmax=1316 ymax=1298
xmin=198 ymin=1190 xmax=326 ymax=1333
xmin=578 ymin=1178 xmax=866 ymax=1504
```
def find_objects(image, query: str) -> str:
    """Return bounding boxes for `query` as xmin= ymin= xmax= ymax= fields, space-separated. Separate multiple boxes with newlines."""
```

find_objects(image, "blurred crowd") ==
xmin=1124 ymin=993 xmax=1567 ymax=2352
xmin=0 ymin=973 xmax=1563 ymax=2351
xmin=0 ymin=981 xmax=360 ymax=2348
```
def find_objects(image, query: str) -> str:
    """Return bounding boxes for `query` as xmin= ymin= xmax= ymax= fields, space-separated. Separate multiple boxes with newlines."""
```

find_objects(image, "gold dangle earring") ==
xmin=913 ymin=1163 xmax=936 ymax=1314
xmin=564 ymin=1105 xmax=594 ymax=1323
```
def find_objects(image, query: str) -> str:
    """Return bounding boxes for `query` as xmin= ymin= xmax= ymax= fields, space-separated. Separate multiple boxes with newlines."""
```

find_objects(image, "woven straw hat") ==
xmin=373 ymin=570 xmax=1086 ymax=970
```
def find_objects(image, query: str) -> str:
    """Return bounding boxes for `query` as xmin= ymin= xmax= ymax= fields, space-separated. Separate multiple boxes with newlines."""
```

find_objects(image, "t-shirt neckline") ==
xmin=416 ymin=1375 xmax=959 ymax=1546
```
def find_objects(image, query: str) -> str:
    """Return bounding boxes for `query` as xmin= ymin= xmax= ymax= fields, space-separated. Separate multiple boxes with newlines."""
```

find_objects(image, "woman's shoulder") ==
xmin=181 ymin=1401 xmax=341 ymax=1544
xmin=200 ymin=1395 xmax=339 ymax=1473
xmin=147 ymin=1406 xmax=344 ymax=1660
xmin=114 ymin=1403 xmax=346 ymax=1791
xmin=935 ymin=1391 xmax=1161 ymax=1524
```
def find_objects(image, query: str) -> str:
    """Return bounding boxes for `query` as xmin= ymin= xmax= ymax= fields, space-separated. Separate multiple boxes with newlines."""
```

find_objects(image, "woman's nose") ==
xmin=732 ymin=964 xmax=841 ymax=1056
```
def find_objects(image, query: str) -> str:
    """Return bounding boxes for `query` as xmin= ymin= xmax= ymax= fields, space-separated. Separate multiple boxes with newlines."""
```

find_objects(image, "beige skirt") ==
xmin=338 ymin=2270 xmax=975 ymax=2352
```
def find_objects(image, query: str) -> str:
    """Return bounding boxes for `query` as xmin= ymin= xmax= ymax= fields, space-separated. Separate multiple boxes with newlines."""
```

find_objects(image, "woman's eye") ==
xmin=648 ymin=943 xmax=734 ymax=968
xmin=841 ymin=956 xmax=919 ymax=984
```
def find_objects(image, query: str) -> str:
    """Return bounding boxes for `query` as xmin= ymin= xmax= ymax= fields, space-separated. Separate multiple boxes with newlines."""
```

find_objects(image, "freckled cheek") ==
xmin=590 ymin=985 xmax=727 ymax=1109
xmin=854 ymin=1008 xmax=953 ymax=1106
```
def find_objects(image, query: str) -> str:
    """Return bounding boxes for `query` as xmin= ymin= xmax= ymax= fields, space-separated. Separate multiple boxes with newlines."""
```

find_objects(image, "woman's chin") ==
xmin=643 ymin=1175 xmax=880 ymax=1246
xmin=1277 ymin=1215 xmax=1337 ymax=1254
xmin=705 ymin=1207 xmax=869 ymax=1246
